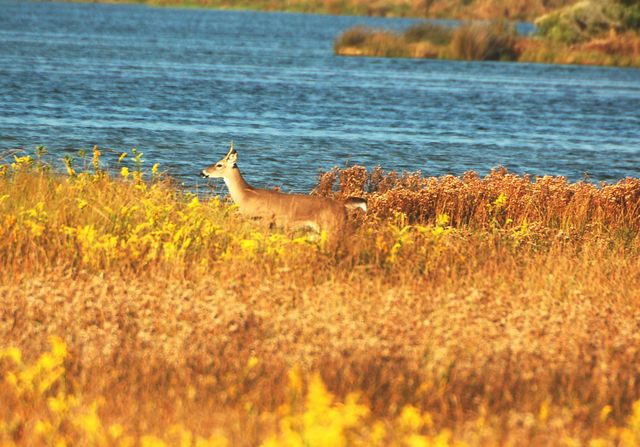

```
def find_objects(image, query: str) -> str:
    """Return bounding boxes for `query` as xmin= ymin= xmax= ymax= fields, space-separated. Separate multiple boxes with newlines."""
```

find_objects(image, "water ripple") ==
xmin=1 ymin=0 xmax=639 ymax=191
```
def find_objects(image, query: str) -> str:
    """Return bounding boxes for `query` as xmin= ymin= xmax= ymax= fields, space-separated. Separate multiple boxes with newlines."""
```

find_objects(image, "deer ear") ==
xmin=226 ymin=143 xmax=238 ymax=165
xmin=224 ymin=141 xmax=237 ymax=160
xmin=227 ymin=150 xmax=238 ymax=165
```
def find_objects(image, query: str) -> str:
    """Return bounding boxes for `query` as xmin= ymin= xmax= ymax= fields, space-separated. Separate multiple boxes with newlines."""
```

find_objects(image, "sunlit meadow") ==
xmin=1 ymin=147 xmax=640 ymax=446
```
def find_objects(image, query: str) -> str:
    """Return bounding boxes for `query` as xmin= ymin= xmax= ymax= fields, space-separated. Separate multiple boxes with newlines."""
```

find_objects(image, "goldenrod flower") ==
xmin=92 ymin=145 xmax=101 ymax=172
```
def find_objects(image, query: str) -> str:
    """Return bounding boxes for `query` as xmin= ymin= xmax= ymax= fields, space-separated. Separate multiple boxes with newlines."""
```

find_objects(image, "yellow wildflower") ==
xmin=108 ymin=424 xmax=124 ymax=440
xmin=49 ymin=336 xmax=67 ymax=359
xmin=0 ymin=346 xmax=22 ymax=364
xmin=11 ymin=155 xmax=33 ymax=170
xmin=247 ymin=356 xmax=259 ymax=369
xmin=141 ymin=435 xmax=168 ymax=447
xmin=493 ymin=192 xmax=507 ymax=209
xmin=25 ymin=220 xmax=45 ymax=237
xmin=92 ymin=145 xmax=101 ymax=171
xmin=240 ymin=239 xmax=259 ymax=253
xmin=436 ymin=213 xmax=450 ymax=227
xmin=398 ymin=405 xmax=423 ymax=431
xmin=600 ymin=405 xmax=613 ymax=422
xmin=187 ymin=196 xmax=200 ymax=209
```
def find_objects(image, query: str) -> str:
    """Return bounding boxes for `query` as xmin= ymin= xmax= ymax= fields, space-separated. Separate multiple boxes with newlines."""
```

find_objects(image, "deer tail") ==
xmin=343 ymin=196 xmax=367 ymax=213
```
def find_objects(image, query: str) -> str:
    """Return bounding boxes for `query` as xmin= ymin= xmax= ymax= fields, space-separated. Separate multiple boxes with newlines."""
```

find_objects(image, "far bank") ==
xmin=60 ymin=0 xmax=576 ymax=21
xmin=335 ymin=1 xmax=640 ymax=68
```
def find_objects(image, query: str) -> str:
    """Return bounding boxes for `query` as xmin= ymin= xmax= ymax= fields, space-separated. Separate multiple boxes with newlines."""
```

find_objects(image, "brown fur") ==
xmin=201 ymin=144 xmax=363 ymax=245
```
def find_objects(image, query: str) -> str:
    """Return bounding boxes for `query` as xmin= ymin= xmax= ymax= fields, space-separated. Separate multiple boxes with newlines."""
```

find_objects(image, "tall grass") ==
xmin=1 ymin=150 xmax=640 ymax=446
xmin=333 ymin=27 xmax=412 ymax=57
xmin=518 ymin=31 xmax=640 ymax=66
xmin=335 ymin=20 xmax=520 ymax=61
xmin=336 ymin=23 xmax=640 ymax=66
xmin=317 ymin=165 xmax=640 ymax=233
xmin=449 ymin=20 xmax=519 ymax=60
xmin=403 ymin=22 xmax=453 ymax=45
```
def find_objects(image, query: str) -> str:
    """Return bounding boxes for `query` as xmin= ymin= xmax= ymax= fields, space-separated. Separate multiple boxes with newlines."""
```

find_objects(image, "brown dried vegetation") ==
xmin=2 ymin=158 xmax=640 ymax=445
xmin=318 ymin=166 xmax=640 ymax=232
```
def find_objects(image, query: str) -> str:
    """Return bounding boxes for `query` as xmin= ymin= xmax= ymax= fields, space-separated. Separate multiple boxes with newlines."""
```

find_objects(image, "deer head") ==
xmin=200 ymin=143 xmax=238 ymax=179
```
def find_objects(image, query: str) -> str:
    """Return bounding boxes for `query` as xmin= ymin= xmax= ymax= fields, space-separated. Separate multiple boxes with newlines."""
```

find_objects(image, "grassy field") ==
xmin=1 ymin=148 xmax=640 ymax=446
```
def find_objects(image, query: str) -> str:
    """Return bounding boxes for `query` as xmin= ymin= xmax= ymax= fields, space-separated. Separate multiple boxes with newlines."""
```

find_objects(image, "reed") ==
xmin=333 ymin=27 xmax=412 ymax=57
xmin=336 ymin=23 xmax=640 ymax=66
xmin=448 ymin=20 xmax=519 ymax=60
xmin=1 ymin=150 xmax=640 ymax=446
xmin=403 ymin=22 xmax=453 ymax=45
xmin=335 ymin=20 xmax=520 ymax=61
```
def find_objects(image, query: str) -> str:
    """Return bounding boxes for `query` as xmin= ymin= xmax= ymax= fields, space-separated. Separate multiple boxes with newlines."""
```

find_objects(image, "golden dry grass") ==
xmin=1 ymin=150 xmax=640 ymax=446
xmin=517 ymin=32 xmax=640 ymax=67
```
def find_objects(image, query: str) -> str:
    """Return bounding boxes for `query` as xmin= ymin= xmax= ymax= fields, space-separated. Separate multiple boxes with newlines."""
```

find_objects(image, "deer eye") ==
xmin=216 ymin=163 xmax=223 ymax=168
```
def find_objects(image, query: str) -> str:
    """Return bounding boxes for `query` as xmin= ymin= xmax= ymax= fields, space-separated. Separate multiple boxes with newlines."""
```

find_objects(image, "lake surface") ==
xmin=1 ymin=0 xmax=639 ymax=192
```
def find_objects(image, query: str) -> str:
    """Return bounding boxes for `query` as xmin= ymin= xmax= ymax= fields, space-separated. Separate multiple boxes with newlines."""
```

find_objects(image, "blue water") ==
xmin=0 ymin=0 xmax=639 ymax=192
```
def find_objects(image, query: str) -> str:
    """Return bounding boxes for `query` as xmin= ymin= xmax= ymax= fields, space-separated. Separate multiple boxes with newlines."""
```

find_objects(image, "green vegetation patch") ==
xmin=536 ymin=0 xmax=640 ymax=43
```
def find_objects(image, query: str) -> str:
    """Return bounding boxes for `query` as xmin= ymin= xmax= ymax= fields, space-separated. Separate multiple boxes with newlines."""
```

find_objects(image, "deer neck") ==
xmin=223 ymin=167 xmax=253 ymax=205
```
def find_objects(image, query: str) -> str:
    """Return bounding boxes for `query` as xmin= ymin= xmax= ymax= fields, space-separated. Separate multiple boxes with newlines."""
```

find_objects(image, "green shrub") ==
xmin=620 ymin=1 xmax=640 ymax=29
xmin=535 ymin=0 xmax=640 ymax=44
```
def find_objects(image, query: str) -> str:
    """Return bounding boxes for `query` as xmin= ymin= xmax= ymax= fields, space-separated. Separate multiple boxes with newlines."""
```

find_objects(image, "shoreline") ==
xmin=39 ymin=0 xmax=640 ymax=68
xmin=334 ymin=23 xmax=640 ymax=68
xmin=43 ymin=0 xmax=574 ymax=21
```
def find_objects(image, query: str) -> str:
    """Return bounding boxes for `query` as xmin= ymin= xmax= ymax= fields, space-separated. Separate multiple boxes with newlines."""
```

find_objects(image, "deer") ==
xmin=200 ymin=143 xmax=367 ymax=244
